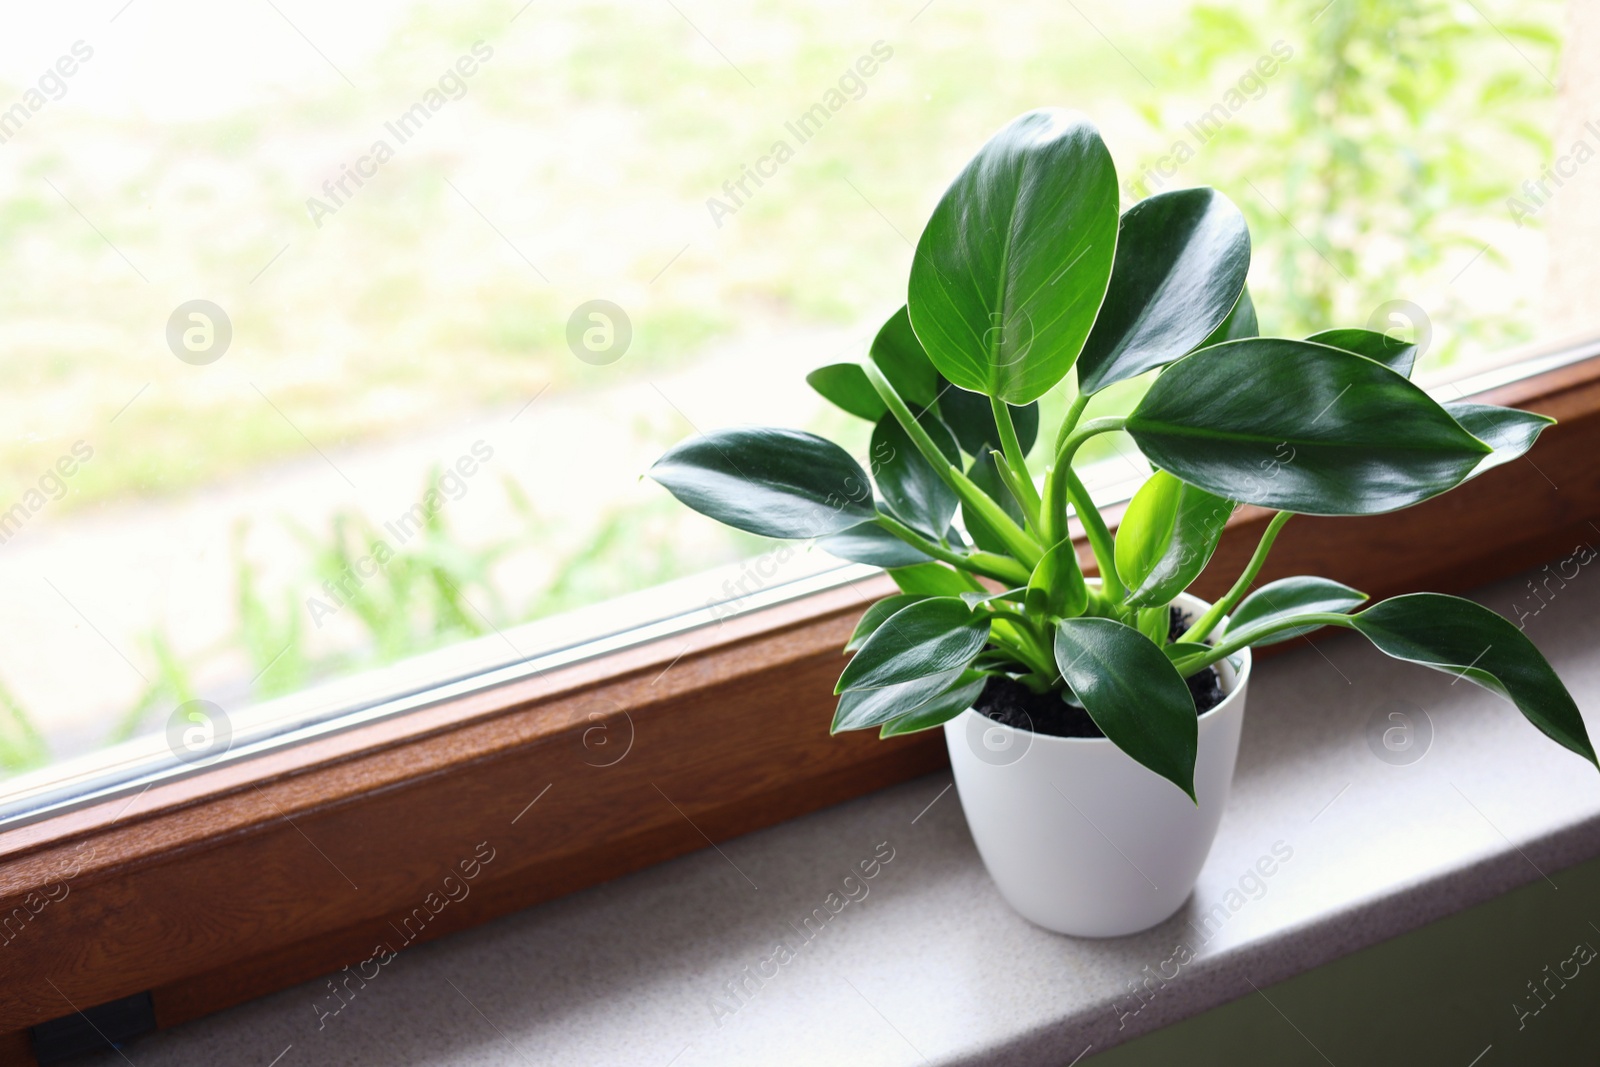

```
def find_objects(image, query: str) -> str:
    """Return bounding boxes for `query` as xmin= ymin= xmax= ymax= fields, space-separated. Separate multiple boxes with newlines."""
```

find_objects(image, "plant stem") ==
xmin=990 ymin=395 xmax=1043 ymax=519
xmin=1054 ymin=392 xmax=1092 ymax=455
xmin=1061 ymin=466 xmax=1125 ymax=604
xmin=1059 ymin=416 xmax=1128 ymax=459
xmin=863 ymin=363 xmax=1043 ymax=567
xmin=1179 ymin=511 xmax=1294 ymax=644
xmin=987 ymin=613 xmax=1057 ymax=679
xmin=1042 ymin=415 xmax=1125 ymax=548
xmin=987 ymin=450 xmax=1042 ymax=537
xmin=872 ymin=514 xmax=1032 ymax=586
xmin=1014 ymin=672 xmax=1057 ymax=694
xmin=1041 ymin=394 xmax=1091 ymax=544
xmin=1173 ymin=611 xmax=1354 ymax=676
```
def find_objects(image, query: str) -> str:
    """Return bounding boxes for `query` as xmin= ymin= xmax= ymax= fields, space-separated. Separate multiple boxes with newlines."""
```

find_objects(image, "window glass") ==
xmin=0 ymin=0 xmax=1574 ymax=793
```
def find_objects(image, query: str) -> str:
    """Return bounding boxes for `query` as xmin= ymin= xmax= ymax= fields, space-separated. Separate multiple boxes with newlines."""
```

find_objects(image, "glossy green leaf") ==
xmin=817 ymin=522 xmax=933 ymax=568
xmin=831 ymin=666 xmax=968 ymax=733
xmin=1114 ymin=469 xmax=1234 ymax=608
xmin=888 ymin=563 xmax=981 ymax=596
xmin=1025 ymin=539 xmax=1088 ymax=619
xmin=1223 ymin=576 xmax=1367 ymax=646
xmin=1349 ymin=593 xmax=1597 ymax=767
xmin=879 ymin=671 xmax=990 ymax=737
xmin=836 ymin=597 xmax=991 ymax=693
xmin=871 ymin=411 xmax=961 ymax=537
xmin=1197 ymin=285 xmax=1258 ymax=348
xmin=1077 ymin=188 xmax=1251 ymax=394
xmin=846 ymin=595 xmax=926 ymax=651
xmin=1126 ymin=339 xmax=1492 ymax=516
xmin=1114 ymin=471 xmax=1181 ymax=590
xmin=1306 ymin=328 xmax=1418 ymax=377
xmin=650 ymin=428 xmax=876 ymax=538
xmin=1054 ymin=618 xmax=1199 ymax=799
xmin=870 ymin=306 xmax=939 ymax=407
xmin=1444 ymin=401 xmax=1553 ymax=480
xmin=806 ymin=363 xmax=886 ymax=421
xmin=907 ymin=109 xmax=1120 ymax=404
xmin=938 ymin=385 xmax=1040 ymax=457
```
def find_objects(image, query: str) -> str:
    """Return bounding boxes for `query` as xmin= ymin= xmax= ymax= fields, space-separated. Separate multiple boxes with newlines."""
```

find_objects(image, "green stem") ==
xmin=1179 ymin=511 xmax=1294 ymax=644
xmin=989 ymin=606 xmax=1060 ymax=675
xmin=872 ymin=514 xmax=1032 ymax=586
xmin=1033 ymin=403 xmax=1122 ymax=607
xmin=986 ymin=604 xmax=1043 ymax=630
xmin=1173 ymin=611 xmax=1354 ymax=676
xmin=1042 ymin=415 xmax=1125 ymax=547
xmin=1059 ymin=416 xmax=1128 ymax=460
xmin=1014 ymin=672 xmax=1057 ymax=694
xmin=988 ymin=450 xmax=1042 ymax=537
xmin=1062 ymin=467 xmax=1125 ymax=604
xmin=990 ymin=396 xmax=1042 ymax=519
xmin=987 ymin=613 xmax=1057 ymax=679
xmin=1054 ymin=392 xmax=1092 ymax=455
xmin=863 ymin=363 xmax=1043 ymax=568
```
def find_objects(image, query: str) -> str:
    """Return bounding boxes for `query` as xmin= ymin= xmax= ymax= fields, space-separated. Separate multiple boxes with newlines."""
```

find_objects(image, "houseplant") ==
xmin=649 ymin=109 xmax=1597 ymax=936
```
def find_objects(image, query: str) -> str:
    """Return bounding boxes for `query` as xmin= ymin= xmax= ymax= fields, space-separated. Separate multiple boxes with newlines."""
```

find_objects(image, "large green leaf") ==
xmin=871 ymin=412 xmax=961 ymax=537
xmin=1077 ymin=188 xmax=1251 ymax=394
xmin=962 ymin=452 xmax=1025 ymax=555
xmin=870 ymin=306 xmax=939 ymax=407
xmin=879 ymin=671 xmax=989 ymax=737
xmin=836 ymin=597 xmax=991 ymax=693
xmin=907 ymin=109 xmax=1120 ymax=404
xmin=832 ymin=666 xmax=968 ymax=733
xmin=1126 ymin=339 xmax=1491 ymax=516
xmin=806 ymin=363 xmax=886 ymax=421
xmin=650 ymin=428 xmax=876 ymax=538
xmin=817 ymin=521 xmax=933 ymax=568
xmin=1306 ymin=328 xmax=1418 ymax=377
xmin=1223 ymin=576 xmax=1367 ymax=646
xmin=938 ymin=385 xmax=1039 ymax=457
xmin=1025 ymin=538 xmax=1088 ymax=619
xmin=1114 ymin=469 xmax=1233 ymax=608
xmin=1197 ymin=285 xmax=1258 ymax=349
xmin=846 ymin=595 xmax=926 ymax=651
xmin=1349 ymin=594 xmax=1597 ymax=768
xmin=1444 ymin=401 xmax=1553 ymax=480
xmin=1054 ymin=618 xmax=1199 ymax=799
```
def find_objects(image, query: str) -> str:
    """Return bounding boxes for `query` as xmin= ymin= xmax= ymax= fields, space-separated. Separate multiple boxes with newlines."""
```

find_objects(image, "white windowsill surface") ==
xmin=82 ymin=563 xmax=1600 ymax=1066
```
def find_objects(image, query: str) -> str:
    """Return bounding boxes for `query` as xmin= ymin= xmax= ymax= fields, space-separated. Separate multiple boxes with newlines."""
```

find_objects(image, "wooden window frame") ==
xmin=4 ymin=343 xmax=1600 ymax=1061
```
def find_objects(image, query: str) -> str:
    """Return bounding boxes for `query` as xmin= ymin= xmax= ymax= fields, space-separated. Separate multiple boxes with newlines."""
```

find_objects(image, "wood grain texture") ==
xmin=1 ymin=355 xmax=1598 ymax=1048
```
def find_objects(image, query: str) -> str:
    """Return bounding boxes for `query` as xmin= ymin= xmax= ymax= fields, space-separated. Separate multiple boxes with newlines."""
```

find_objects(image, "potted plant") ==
xmin=649 ymin=109 xmax=1597 ymax=937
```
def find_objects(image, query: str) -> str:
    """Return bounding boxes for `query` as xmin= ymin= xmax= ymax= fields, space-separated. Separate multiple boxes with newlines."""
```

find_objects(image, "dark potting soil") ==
xmin=976 ymin=606 xmax=1225 ymax=739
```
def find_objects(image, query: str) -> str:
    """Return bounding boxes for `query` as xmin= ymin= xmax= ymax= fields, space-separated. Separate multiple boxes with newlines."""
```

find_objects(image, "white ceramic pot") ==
xmin=943 ymin=591 xmax=1251 ymax=938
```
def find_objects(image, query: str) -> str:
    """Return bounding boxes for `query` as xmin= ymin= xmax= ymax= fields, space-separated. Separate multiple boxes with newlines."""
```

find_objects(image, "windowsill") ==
xmin=78 ymin=561 xmax=1600 ymax=1066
